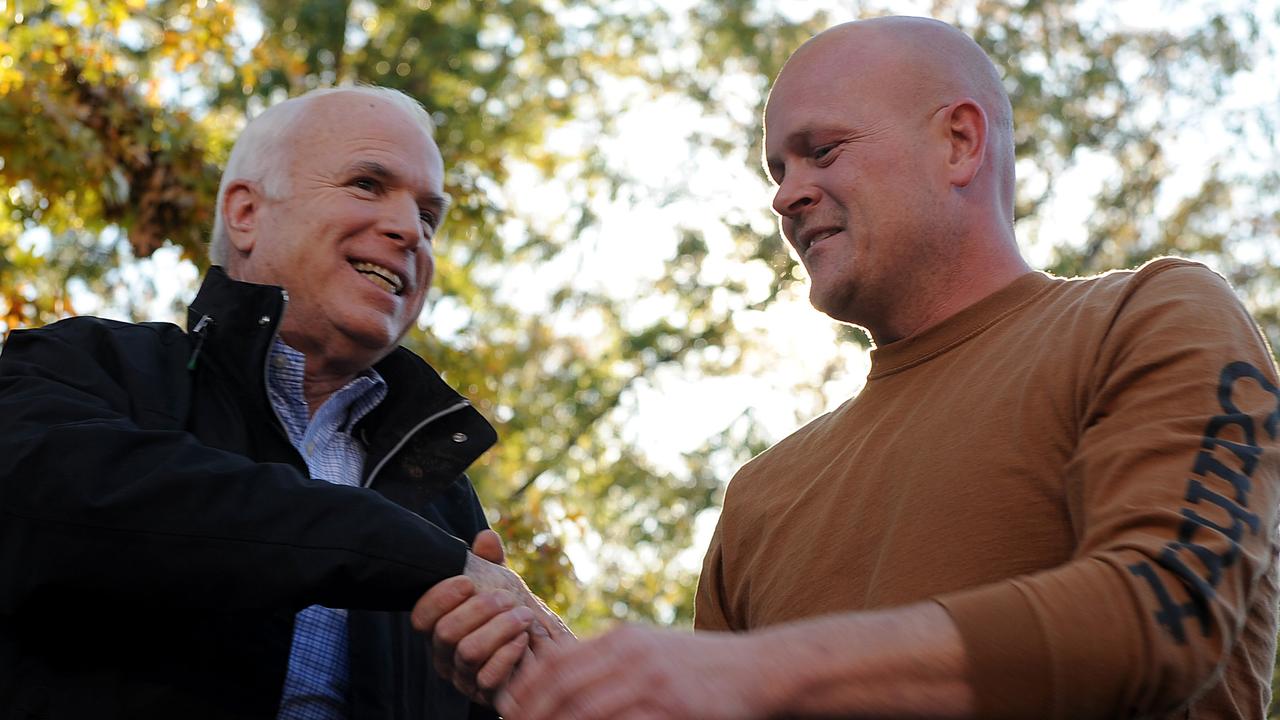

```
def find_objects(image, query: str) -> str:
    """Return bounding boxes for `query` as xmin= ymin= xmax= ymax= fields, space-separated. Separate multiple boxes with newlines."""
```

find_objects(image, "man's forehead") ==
xmin=764 ymin=60 xmax=872 ymax=138
xmin=764 ymin=27 xmax=938 ymax=141
xmin=301 ymin=93 xmax=436 ymax=148
xmin=295 ymin=100 xmax=441 ymax=177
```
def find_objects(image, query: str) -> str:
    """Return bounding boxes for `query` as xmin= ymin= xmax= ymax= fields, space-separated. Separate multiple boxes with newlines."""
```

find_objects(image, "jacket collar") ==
xmin=187 ymin=265 xmax=287 ymax=399
xmin=185 ymin=266 xmax=496 ymax=476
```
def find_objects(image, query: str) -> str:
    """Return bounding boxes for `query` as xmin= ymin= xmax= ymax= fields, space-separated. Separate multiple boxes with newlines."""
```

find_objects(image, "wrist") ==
xmin=727 ymin=631 xmax=801 ymax=718
xmin=746 ymin=604 xmax=974 ymax=718
xmin=462 ymin=550 xmax=480 ymax=577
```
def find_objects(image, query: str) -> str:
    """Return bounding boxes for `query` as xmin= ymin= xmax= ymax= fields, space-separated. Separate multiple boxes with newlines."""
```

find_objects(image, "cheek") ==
xmin=419 ymin=248 xmax=435 ymax=288
xmin=325 ymin=195 xmax=379 ymax=229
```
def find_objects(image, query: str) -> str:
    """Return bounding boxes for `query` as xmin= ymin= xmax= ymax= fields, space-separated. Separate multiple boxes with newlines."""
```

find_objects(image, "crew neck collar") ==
xmin=867 ymin=271 xmax=1058 ymax=380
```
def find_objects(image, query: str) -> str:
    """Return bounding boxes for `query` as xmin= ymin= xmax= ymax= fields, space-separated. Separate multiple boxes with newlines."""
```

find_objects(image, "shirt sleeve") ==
xmin=934 ymin=262 xmax=1280 ymax=718
xmin=0 ymin=320 xmax=470 ymax=615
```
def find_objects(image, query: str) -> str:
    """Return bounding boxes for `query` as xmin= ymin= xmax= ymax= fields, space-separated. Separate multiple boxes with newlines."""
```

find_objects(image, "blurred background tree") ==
xmin=2 ymin=0 xmax=1278 ymax=691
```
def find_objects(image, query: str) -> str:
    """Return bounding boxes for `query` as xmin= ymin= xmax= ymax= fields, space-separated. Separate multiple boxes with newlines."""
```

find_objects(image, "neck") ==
xmin=301 ymin=372 xmax=355 ymax=415
xmin=870 ymin=239 xmax=1030 ymax=346
xmin=278 ymin=331 xmax=372 ymax=417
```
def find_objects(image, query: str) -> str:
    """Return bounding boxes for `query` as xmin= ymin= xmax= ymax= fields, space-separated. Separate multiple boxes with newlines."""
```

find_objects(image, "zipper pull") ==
xmin=187 ymin=314 xmax=214 ymax=371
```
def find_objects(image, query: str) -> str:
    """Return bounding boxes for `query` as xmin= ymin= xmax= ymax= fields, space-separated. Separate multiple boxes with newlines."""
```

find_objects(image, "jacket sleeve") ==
xmin=0 ymin=320 xmax=470 ymax=615
xmin=934 ymin=263 xmax=1280 ymax=718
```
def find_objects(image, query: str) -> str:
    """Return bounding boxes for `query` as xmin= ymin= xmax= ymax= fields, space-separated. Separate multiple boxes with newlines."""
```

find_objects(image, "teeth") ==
xmin=807 ymin=228 xmax=840 ymax=251
xmin=351 ymin=261 xmax=403 ymax=295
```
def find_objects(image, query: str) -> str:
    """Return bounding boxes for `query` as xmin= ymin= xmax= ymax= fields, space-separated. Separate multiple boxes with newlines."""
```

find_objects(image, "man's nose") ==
xmin=378 ymin=192 xmax=426 ymax=248
xmin=770 ymin=171 xmax=821 ymax=218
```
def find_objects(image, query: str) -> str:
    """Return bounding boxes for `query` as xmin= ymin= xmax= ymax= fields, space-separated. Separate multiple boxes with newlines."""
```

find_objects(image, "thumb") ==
xmin=471 ymin=528 xmax=506 ymax=564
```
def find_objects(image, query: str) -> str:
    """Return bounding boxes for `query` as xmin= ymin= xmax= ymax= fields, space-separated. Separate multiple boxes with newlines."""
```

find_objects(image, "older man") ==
xmin=420 ymin=16 xmax=1280 ymax=719
xmin=0 ymin=86 xmax=547 ymax=719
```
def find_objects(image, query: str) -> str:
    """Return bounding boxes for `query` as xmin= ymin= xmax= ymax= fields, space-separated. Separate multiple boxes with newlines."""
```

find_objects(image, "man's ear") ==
xmin=222 ymin=179 xmax=263 ymax=255
xmin=941 ymin=99 xmax=988 ymax=189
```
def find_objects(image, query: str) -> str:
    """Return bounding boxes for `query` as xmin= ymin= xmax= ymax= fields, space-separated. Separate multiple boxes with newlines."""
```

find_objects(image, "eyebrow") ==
xmin=345 ymin=159 xmax=452 ymax=215
xmin=763 ymin=120 xmax=879 ymax=182
xmin=764 ymin=154 xmax=784 ymax=184
xmin=764 ymin=127 xmax=822 ymax=183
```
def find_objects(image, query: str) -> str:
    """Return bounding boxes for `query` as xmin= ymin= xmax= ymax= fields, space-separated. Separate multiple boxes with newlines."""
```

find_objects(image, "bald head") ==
xmin=762 ymin=16 xmax=1028 ymax=342
xmin=794 ymin=18 xmax=1008 ymax=111
xmin=768 ymin=16 xmax=1015 ymax=224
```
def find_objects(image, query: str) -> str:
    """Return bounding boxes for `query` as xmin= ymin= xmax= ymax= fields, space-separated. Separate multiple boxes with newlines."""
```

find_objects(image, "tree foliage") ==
xmin=2 ymin=0 xmax=1277 ymax=669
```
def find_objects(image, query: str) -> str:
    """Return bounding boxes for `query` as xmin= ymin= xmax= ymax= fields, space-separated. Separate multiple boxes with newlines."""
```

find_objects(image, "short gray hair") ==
xmin=208 ymin=85 xmax=437 ymax=268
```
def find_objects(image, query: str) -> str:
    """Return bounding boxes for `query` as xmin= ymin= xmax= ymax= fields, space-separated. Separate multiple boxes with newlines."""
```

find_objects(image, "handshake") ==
xmin=409 ymin=530 xmax=766 ymax=720
xmin=410 ymin=529 xmax=574 ymax=715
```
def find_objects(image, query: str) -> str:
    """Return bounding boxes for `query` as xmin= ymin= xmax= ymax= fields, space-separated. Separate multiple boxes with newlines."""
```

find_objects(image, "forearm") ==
xmin=751 ymin=601 xmax=974 ymax=719
xmin=0 ymin=404 xmax=469 ymax=611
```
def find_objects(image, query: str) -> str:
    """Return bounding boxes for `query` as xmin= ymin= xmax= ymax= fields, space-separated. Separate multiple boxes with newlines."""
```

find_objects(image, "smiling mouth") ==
xmin=351 ymin=261 xmax=404 ymax=295
xmin=801 ymin=227 xmax=842 ymax=254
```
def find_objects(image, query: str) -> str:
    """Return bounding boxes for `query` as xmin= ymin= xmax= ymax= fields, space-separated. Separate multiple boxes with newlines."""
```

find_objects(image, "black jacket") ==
xmin=0 ymin=267 xmax=500 ymax=720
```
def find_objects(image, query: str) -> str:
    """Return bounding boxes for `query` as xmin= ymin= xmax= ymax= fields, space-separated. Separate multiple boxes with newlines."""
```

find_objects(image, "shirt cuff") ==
xmin=933 ymin=580 xmax=1053 ymax=719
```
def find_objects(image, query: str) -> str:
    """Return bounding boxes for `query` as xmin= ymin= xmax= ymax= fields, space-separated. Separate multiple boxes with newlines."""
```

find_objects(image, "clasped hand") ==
xmin=412 ymin=530 xmax=768 ymax=720
xmin=411 ymin=530 xmax=573 ymax=704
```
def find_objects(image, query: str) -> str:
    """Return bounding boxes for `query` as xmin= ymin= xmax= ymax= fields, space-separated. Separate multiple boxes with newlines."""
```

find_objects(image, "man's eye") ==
xmin=353 ymin=177 xmax=380 ymax=192
xmin=813 ymin=144 xmax=837 ymax=161
xmin=419 ymin=212 xmax=438 ymax=230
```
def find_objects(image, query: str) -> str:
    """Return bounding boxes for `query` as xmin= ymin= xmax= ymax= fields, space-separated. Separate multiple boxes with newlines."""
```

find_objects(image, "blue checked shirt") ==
xmin=268 ymin=340 xmax=388 ymax=720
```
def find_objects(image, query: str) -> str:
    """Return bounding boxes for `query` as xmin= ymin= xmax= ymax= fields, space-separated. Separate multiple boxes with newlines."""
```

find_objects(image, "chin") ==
xmin=809 ymin=286 xmax=860 ymax=325
xmin=334 ymin=317 xmax=406 ymax=357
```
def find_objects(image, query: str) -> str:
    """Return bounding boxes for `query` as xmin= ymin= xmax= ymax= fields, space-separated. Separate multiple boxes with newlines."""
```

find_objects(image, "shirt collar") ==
xmin=266 ymin=338 xmax=388 ymax=435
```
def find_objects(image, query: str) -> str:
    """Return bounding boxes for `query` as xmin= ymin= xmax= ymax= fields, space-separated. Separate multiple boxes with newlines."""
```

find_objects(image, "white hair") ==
xmin=208 ymin=85 xmax=437 ymax=268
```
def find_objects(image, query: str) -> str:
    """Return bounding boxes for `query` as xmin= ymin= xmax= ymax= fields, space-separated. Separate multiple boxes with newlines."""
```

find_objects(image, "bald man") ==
xmin=416 ymin=17 xmax=1280 ymax=719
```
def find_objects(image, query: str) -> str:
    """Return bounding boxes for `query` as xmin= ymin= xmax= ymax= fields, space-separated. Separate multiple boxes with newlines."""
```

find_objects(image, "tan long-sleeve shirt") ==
xmin=696 ymin=259 xmax=1280 ymax=718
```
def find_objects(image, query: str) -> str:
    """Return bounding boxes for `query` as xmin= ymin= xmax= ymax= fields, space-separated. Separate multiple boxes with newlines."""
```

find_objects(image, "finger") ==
xmin=494 ymin=645 xmax=538 ymax=716
xmin=534 ymin=675 xmax=646 ymax=720
xmin=471 ymin=528 xmax=506 ymax=564
xmin=454 ymin=628 xmax=529 ymax=707
xmin=497 ymin=647 xmax=542 ymax=718
xmin=518 ymin=628 xmax=645 ymax=720
xmin=494 ymin=660 xmax=528 ymax=720
xmin=455 ymin=605 xmax=534 ymax=679
xmin=475 ymin=631 xmax=530 ymax=696
xmin=510 ymin=646 xmax=612 ymax=720
xmin=430 ymin=592 xmax=516 ymax=681
xmin=411 ymin=576 xmax=475 ymax=632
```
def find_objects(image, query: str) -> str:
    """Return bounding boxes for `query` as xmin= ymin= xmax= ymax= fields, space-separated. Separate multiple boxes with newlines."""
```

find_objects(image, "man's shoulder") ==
xmin=9 ymin=315 xmax=187 ymax=347
xmin=726 ymin=405 xmax=844 ymax=483
xmin=1035 ymin=258 xmax=1243 ymax=337
xmin=1066 ymin=257 xmax=1232 ymax=302
xmin=2 ymin=316 xmax=197 ymax=428
xmin=4 ymin=315 xmax=191 ymax=380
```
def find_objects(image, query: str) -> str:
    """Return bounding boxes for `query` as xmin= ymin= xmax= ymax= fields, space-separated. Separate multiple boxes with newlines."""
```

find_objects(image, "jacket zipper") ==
xmin=363 ymin=400 xmax=471 ymax=488
xmin=260 ymin=289 xmax=294 ymax=448
xmin=187 ymin=314 xmax=214 ymax=370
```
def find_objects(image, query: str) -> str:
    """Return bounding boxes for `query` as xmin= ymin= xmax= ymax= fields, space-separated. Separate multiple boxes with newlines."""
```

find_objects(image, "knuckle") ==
xmin=456 ymin=639 xmax=484 ymax=667
xmin=478 ymin=592 xmax=507 ymax=613
xmin=434 ymin=620 xmax=462 ymax=644
xmin=476 ymin=664 xmax=504 ymax=692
